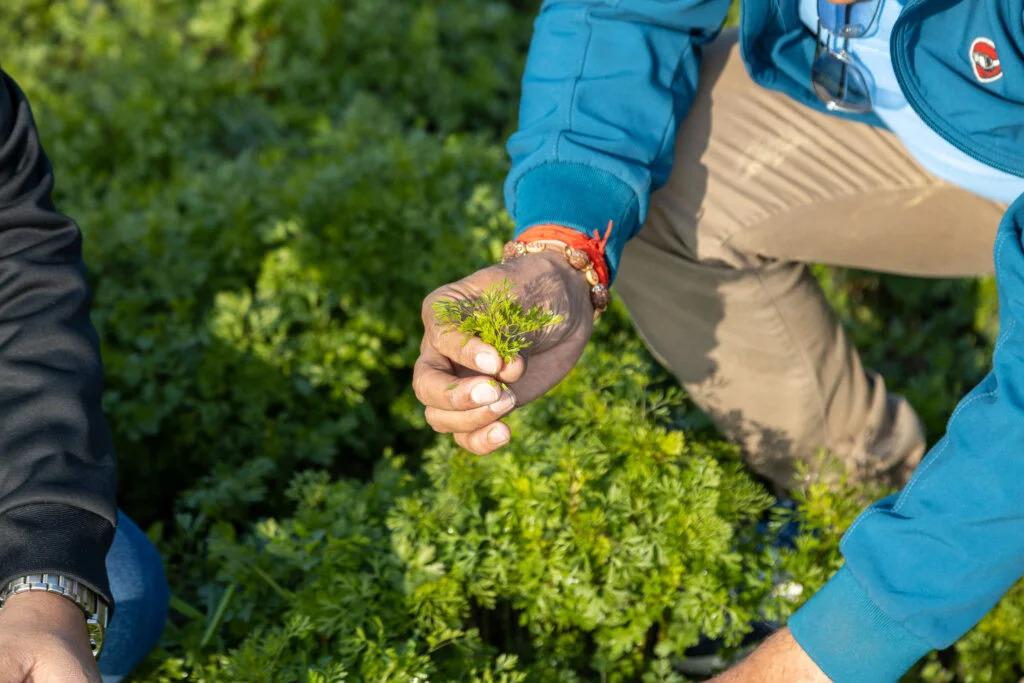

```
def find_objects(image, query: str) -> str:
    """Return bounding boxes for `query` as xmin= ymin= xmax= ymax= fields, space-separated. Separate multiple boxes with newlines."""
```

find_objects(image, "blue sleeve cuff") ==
xmin=789 ymin=566 xmax=932 ymax=683
xmin=510 ymin=162 xmax=641 ymax=283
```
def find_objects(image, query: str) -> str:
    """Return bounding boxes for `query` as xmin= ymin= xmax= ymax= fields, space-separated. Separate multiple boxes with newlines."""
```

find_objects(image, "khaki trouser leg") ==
xmin=616 ymin=30 xmax=1006 ymax=490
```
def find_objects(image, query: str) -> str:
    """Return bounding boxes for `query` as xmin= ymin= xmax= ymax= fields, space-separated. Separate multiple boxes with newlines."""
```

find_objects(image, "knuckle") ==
xmin=421 ymin=291 xmax=437 ymax=317
xmin=423 ymin=406 xmax=437 ymax=428
xmin=459 ymin=414 xmax=487 ymax=434
xmin=457 ymin=340 xmax=487 ymax=369
xmin=421 ymin=286 xmax=449 ymax=322
xmin=423 ymin=408 xmax=451 ymax=434
xmin=411 ymin=371 xmax=429 ymax=404
xmin=456 ymin=387 xmax=480 ymax=412
xmin=467 ymin=432 xmax=488 ymax=454
xmin=456 ymin=336 xmax=478 ymax=355
xmin=455 ymin=431 xmax=485 ymax=455
xmin=441 ymin=383 xmax=461 ymax=410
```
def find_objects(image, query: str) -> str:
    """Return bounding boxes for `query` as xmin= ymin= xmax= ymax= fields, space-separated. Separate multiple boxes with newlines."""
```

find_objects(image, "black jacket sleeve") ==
xmin=0 ymin=71 xmax=116 ymax=605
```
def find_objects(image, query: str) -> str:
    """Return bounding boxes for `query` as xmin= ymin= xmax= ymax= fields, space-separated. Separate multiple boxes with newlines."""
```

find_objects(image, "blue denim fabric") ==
xmin=99 ymin=511 xmax=169 ymax=682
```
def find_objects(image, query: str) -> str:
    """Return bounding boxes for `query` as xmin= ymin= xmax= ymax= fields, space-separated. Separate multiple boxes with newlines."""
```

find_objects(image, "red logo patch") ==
xmin=970 ymin=37 xmax=1003 ymax=83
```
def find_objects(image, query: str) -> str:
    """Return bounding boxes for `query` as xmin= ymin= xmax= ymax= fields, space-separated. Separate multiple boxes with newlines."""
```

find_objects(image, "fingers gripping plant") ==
xmin=432 ymin=279 xmax=562 ymax=363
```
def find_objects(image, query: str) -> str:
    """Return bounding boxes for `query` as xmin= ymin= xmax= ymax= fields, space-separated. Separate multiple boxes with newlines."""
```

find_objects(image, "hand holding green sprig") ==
xmin=415 ymin=251 xmax=595 ymax=455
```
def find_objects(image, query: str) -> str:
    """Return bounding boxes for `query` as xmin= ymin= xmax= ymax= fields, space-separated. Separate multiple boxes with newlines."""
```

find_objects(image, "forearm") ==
xmin=713 ymin=628 xmax=827 ymax=683
xmin=0 ymin=72 xmax=116 ymax=603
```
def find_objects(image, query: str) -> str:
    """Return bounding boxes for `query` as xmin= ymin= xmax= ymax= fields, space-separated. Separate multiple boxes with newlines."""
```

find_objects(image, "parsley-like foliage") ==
xmin=432 ymin=279 xmax=562 ymax=363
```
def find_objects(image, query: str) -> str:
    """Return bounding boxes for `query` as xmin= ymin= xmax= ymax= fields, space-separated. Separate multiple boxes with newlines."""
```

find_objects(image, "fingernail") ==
xmin=475 ymin=352 xmax=500 ymax=375
xmin=471 ymin=382 xmax=500 ymax=406
xmin=487 ymin=425 xmax=509 ymax=445
xmin=489 ymin=391 xmax=516 ymax=413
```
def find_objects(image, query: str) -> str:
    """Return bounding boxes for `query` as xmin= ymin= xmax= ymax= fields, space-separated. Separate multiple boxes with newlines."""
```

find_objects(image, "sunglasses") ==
xmin=811 ymin=0 xmax=883 ymax=113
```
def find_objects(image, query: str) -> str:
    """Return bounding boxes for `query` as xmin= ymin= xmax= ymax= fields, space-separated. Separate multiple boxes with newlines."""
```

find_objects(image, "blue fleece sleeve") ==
xmin=790 ymin=193 xmax=1024 ymax=682
xmin=504 ymin=0 xmax=730 ymax=281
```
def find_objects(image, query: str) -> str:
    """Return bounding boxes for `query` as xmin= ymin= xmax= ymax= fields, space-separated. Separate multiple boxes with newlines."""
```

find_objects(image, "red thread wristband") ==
xmin=515 ymin=221 xmax=613 ymax=287
xmin=502 ymin=221 xmax=615 ymax=320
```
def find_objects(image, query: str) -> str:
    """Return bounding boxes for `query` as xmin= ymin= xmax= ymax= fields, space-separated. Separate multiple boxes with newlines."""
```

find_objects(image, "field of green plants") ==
xmin=4 ymin=1 xmax=1023 ymax=681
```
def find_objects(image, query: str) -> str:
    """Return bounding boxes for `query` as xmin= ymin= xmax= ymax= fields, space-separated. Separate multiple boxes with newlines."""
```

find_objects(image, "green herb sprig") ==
xmin=432 ymin=279 xmax=563 ymax=363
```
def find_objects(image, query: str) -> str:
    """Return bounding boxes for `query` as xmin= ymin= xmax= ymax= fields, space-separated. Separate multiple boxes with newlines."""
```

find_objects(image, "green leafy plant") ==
xmin=8 ymin=0 xmax=1022 ymax=680
xmin=432 ymin=279 xmax=562 ymax=362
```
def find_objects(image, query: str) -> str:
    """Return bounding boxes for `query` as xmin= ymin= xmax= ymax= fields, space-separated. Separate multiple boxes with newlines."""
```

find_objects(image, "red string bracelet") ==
xmin=516 ymin=221 xmax=613 ymax=287
xmin=501 ymin=221 xmax=614 ymax=320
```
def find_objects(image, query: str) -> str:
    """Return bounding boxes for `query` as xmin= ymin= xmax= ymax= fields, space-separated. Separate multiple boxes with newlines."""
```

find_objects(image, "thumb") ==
xmin=497 ymin=353 xmax=526 ymax=384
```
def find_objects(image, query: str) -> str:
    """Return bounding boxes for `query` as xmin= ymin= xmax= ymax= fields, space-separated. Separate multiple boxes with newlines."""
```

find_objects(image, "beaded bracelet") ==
xmin=501 ymin=235 xmax=611 ymax=321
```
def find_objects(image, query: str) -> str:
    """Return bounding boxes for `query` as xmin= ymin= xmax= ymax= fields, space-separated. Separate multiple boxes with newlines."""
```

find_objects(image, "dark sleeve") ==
xmin=0 ymin=71 xmax=116 ymax=605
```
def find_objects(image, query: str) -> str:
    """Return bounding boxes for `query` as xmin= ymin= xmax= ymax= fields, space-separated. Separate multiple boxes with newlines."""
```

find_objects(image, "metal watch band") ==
xmin=0 ymin=574 xmax=109 ymax=657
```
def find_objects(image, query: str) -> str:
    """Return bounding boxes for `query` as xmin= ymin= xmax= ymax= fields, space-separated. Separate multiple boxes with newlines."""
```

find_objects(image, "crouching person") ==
xmin=412 ymin=0 xmax=1024 ymax=679
xmin=0 ymin=71 xmax=169 ymax=682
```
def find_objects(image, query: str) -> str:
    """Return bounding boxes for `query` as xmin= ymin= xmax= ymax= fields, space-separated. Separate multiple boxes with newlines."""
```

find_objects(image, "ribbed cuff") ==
xmin=789 ymin=566 xmax=931 ymax=683
xmin=0 ymin=503 xmax=115 ymax=607
xmin=511 ymin=162 xmax=640 ymax=283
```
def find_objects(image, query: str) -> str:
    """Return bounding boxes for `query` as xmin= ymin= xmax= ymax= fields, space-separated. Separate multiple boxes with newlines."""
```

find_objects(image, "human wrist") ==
xmin=507 ymin=250 xmax=594 ymax=326
xmin=513 ymin=224 xmax=613 ymax=287
xmin=1 ymin=590 xmax=90 ymax=635
xmin=0 ymin=573 xmax=109 ymax=657
xmin=713 ymin=628 xmax=828 ymax=682
xmin=503 ymin=228 xmax=612 ymax=320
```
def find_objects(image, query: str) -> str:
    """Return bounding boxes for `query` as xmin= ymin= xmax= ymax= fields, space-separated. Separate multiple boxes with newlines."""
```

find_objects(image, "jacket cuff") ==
xmin=789 ymin=566 xmax=931 ymax=683
xmin=511 ymin=163 xmax=641 ymax=283
xmin=0 ymin=503 xmax=115 ymax=607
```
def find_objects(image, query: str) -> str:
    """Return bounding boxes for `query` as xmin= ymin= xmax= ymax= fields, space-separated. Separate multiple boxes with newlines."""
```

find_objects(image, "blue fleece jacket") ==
xmin=504 ymin=0 xmax=1024 ymax=680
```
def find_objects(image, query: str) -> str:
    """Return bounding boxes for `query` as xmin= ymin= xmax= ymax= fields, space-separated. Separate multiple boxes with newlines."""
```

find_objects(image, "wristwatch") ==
xmin=0 ymin=574 xmax=109 ymax=657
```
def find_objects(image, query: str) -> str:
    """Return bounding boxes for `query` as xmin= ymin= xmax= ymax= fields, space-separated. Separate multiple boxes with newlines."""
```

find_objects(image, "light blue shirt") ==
xmin=800 ymin=0 xmax=1024 ymax=204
